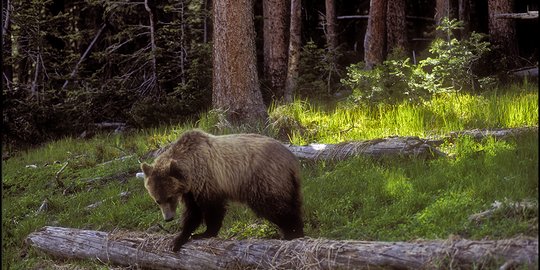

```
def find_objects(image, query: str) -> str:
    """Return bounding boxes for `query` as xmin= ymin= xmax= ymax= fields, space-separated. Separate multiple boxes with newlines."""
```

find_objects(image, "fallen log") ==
xmin=285 ymin=136 xmax=445 ymax=161
xmin=26 ymin=226 xmax=538 ymax=269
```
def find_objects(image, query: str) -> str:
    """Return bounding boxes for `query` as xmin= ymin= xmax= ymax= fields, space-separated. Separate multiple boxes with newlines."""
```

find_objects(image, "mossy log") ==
xmin=26 ymin=226 xmax=538 ymax=269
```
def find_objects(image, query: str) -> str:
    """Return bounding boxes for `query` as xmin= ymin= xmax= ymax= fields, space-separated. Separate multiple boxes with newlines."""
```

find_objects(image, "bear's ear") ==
xmin=141 ymin=163 xmax=153 ymax=177
xmin=169 ymin=160 xmax=184 ymax=181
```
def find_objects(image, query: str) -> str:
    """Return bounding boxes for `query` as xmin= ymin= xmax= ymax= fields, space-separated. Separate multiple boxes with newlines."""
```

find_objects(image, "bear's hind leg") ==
xmin=192 ymin=201 xmax=227 ymax=239
xmin=274 ymin=208 xmax=304 ymax=240
xmin=249 ymin=199 xmax=304 ymax=240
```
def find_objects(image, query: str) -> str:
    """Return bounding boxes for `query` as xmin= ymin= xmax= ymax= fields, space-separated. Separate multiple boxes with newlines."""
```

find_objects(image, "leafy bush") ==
xmin=342 ymin=18 xmax=492 ymax=104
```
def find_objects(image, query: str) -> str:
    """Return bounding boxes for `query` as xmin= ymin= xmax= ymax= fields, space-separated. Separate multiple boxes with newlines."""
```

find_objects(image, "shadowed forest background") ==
xmin=2 ymin=0 xmax=538 ymax=150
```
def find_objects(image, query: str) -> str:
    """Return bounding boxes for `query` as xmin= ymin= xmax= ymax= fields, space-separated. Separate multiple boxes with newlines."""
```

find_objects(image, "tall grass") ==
xmin=270 ymin=86 xmax=538 ymax=145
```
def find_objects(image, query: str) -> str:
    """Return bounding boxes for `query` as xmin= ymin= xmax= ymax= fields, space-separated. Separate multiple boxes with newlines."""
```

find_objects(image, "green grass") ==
xmin=2 ymin=83 xmax=538 ymax=268
xmin=270 ymin=84 xmax=538 ymax=144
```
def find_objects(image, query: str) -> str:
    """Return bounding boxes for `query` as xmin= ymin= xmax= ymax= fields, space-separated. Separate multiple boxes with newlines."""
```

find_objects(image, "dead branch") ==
xmin=54 ymin=162 xmax=68 ymax=189
xmin=62 ymin=23 xmax=107 ymax=90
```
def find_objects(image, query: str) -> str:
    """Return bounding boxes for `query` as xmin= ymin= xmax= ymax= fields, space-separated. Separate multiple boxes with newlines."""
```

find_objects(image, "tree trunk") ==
xmin=27 ymin=226 xmax=538 ymax=270
xmin=324 ymin=0 xmax=338 ymax=55
xmin=212 ymin=0 xmax=267 ymax=124
xmin=386 ymin=0 xmax=407 ymax=54
xmin=2 ymin=0 xmax=13 ymax=90
xmin=363 ymin=0 xmax=387 ymax=69
xmin=263 ymin=0 xmax=289 ymax=100
xmin=144 ymin=0 xmax=161 ymax=96
xmin=458 ymin=0 xmax=471 ymax=38
xmin=284 ymin=0 xmax=301 ymax=103
xmin=435 ymin=0 xmax=450 ymax=24
xmin=488 ymin=0 xmax=518 ymax=58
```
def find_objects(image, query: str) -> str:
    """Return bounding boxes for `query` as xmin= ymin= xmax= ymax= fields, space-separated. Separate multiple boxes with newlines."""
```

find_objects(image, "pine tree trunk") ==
xmin=325 ymin=0 xmax=338 ymax=54
xmin=212 ymin=0 xmax=267 ymax=124
xmin=263 ymin=0 xmax=289 ymax=101
xmin=488 ymin=0 xmax=518 ymax=58
xmin=363 ymin=0 xmax=387 ymax=69
xmin=2 ymin=0 xmax=13 ymax=90
xmin=386 ymin=0 xmax=407 ymax=53
xmin=458 ymin=0 xmax=471 ymax=38
xmin=435 ymin=0 xmax=450 ymax=24
xmin=284 ymin=0 xmax=301 ymax=103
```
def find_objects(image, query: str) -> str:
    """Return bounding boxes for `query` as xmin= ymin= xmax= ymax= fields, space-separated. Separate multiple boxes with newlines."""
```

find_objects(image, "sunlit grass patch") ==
xmin=270 ymin=86 xmax=538 ymax=145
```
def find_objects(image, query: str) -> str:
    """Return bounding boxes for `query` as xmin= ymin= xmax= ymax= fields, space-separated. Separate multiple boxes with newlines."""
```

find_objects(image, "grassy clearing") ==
xmin=2 ymin=84 xmax=538 ymax=268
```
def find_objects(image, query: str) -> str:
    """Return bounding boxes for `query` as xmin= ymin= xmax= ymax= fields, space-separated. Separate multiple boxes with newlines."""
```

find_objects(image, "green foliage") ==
xmin=3 ymin=0 xmax=212 ymax=147
xmin=342 ymin=18 xmax=492 ymax=104
xmin=296 ymin=41 xmax=342 ymax=99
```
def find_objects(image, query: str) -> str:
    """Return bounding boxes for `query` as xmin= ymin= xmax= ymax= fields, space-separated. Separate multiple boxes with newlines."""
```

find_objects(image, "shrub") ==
xmin=342 ymin=18 xmax=492 ymax=104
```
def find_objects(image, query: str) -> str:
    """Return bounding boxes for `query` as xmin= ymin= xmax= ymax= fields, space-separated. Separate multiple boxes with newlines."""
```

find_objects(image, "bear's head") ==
xmin=141 ymin=160 xmax=190 ymax=222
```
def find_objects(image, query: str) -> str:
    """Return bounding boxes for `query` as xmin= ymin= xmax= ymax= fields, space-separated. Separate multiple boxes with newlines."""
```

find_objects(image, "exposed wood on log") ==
xmin=94 ymin=122 xmax=127 ymax=129
xmin=26 ymin=226 xmax=538 ymax=269
xmin=495 ymin=11 xmax=539 ymax=20
xmin=337 ymin=15 xmax=435 ymax=21
xmin=512 ymin=67 xmax=539 ymax=77
xmin=286 ymin=136 xmax=445 ymax=161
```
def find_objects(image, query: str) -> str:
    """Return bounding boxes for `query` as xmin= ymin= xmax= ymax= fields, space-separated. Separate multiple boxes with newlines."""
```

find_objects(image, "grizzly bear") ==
xmin=141 ymin=129 xmax=304 ymax=251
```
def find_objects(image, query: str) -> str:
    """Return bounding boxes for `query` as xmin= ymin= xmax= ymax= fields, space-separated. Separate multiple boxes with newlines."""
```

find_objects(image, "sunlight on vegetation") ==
xmin=270 ymin=87 xmax=538 ymax=145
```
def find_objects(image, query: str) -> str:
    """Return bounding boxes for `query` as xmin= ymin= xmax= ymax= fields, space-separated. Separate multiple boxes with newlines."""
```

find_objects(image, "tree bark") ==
xmin=263 ymin=0 xmax=289 ymax=100
xmin=458 ymin=0 xmax=471 ymax=38
xmin=143 ymin=0 xmax=161 ymax=96
xmin=2 ymin=0 xmax=13 ymax=91
xmin=488 ymin=0 xmax=518 ymax=58
xmin=212 ymin=0 xmax=267 ymax=124
xmin=325 ymin=0 xmax=338 ymax=55
xmin=363 ymin=0 xmax=387 ymax=69
xmin=27 ymin=226 xmax=538 ymax=270
xmin=386 ymin=0 xmax=407 ymax=54
xmin=284 ymin=0 xmax=301 ymax=103
xmin=435 ymin=0 xmax=450 ymax=24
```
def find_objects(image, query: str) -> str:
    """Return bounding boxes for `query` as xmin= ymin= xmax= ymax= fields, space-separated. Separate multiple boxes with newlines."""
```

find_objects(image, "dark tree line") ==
xmin=2 ymin=0 xmax=537 ymax=147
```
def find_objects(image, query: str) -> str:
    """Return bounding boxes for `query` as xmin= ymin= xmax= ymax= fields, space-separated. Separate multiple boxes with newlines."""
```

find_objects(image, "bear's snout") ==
xmin=164 ymin=216 xmax=174 ymax=222
xmin=162 ymin=208 xmax=176 ymax=222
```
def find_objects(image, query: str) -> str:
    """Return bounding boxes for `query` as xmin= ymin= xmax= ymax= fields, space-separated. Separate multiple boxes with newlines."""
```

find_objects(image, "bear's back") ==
xmin=169 ymin=131 xmax=299 ymax=202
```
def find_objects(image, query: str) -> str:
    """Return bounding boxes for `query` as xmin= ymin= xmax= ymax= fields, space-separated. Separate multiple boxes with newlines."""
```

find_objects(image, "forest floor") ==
xmin=2 ymin=85 xmax=538 ymax=269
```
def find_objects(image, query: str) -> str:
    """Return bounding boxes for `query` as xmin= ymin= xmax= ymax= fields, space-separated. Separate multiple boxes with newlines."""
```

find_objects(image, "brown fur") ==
xmin=141 ymin=129 xmax=304 ymax=251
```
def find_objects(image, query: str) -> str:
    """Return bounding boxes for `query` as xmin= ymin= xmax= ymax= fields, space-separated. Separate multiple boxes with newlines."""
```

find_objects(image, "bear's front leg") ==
xmin=172 ymin=193 xmax=202 ymax=252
